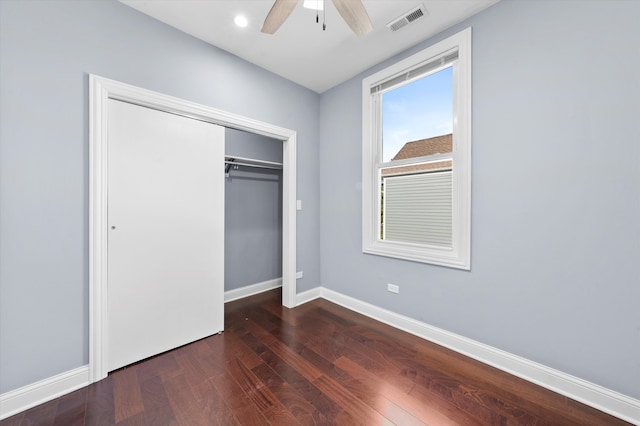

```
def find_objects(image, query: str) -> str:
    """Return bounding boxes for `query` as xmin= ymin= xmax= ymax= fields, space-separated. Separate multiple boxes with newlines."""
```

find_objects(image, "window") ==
xmin=362 ymin=28 xmax=471 ymax=269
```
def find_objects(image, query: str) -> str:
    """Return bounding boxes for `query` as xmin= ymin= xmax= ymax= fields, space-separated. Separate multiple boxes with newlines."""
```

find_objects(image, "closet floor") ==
xmin=2 ymin=288 xmax=630 ymax=425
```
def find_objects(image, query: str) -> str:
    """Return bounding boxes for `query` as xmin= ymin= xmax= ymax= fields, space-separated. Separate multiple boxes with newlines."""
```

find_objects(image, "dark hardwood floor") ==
xmin=2 ymin=288 xmax=629 ymax=425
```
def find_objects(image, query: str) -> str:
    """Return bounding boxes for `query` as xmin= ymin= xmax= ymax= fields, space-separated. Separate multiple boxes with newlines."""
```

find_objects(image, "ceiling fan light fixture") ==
xmin=303 ymin=0 xmax=324 ymax=11
xmin=262 ymin=0 xmax=371 ymax=35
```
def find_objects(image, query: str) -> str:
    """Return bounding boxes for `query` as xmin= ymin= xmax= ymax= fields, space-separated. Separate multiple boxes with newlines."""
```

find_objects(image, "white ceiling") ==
xmin=119 ymin=0 xmax=499 ymax=93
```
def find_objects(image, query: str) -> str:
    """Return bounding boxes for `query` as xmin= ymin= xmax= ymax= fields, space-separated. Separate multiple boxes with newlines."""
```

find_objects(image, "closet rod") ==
xmin=224 ymin=160 xmax=282 ymax=170
xmin=225 ymin=155 xmax=283 ymax=174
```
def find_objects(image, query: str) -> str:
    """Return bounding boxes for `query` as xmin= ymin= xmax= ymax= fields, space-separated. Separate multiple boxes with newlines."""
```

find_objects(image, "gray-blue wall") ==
xmin=225 ymin=129 xmax=282 ymax=291
xmin=319 ymin=0 xmax=640 ymax=398
xmin=0 ymin=0 xmax=319 ymax=393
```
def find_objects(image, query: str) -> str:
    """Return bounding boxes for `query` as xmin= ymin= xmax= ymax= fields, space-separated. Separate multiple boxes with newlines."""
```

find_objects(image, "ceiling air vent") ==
xmin=386 ymin=4 xmax=427 ymax=32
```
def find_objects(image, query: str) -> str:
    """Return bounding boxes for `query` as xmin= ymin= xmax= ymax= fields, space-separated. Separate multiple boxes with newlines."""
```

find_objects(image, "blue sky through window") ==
xmin=382 ymin=66 xmax=453 ymax=162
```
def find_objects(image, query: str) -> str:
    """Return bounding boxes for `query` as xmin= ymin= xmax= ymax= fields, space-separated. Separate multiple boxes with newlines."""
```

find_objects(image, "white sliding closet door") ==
xmin=107 ymin=99 xmax=224 ymax=372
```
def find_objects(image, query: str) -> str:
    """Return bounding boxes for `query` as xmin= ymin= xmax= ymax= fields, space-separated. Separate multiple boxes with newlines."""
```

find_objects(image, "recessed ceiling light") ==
xmin=303 ymin=0 xmax=324 ymax=11
xmin=234 ymin=15 xmax=248 ymax=28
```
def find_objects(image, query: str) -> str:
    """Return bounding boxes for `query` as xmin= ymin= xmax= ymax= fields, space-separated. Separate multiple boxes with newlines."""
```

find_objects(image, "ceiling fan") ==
xmin=261 ymin=0 xmax=373 ymax=36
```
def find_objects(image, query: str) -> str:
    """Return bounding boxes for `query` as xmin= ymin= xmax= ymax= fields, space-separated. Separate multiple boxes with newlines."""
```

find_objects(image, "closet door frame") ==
xmin=88 ymin=74 xmax=297 ymax=383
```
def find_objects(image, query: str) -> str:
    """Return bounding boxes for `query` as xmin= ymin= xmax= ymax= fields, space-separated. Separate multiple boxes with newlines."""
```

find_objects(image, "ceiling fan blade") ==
xmin=261 ymin=0 xmax=299 ymax=34
xmin=331 ymin=0 xmax=373 ymax=35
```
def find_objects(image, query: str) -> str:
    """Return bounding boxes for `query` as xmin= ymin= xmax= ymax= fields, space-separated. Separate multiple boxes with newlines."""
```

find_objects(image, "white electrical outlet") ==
xmin=387 ymin=283 xmax=399 ymax=294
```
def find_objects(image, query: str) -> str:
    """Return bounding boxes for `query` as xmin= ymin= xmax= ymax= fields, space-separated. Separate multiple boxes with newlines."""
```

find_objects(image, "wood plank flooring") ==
xmin=1 ymin=289 xmax=630 ymax=425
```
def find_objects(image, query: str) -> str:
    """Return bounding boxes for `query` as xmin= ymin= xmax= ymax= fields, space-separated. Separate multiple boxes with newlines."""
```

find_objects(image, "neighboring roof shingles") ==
xmin=392 ymin=133 xmax=452 ymax=161
xmin=383 ymin=133 xmax=452 ymax=177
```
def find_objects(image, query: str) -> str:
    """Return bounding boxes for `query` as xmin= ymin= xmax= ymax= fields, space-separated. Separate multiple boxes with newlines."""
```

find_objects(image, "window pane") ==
xmin=382 ymin=66 xmax=453 ymax=163
xmin=380 ymin=66 xmax=453 ymax=247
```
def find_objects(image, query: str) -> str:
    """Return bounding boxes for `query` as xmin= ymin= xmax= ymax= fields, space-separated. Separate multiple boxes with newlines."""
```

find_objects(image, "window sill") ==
xmin=363 ymin=240 xmax=470 ymax=270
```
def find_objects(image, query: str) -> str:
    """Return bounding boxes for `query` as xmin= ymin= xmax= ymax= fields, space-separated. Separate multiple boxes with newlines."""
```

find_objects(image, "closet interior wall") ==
xmin=224 ymin=128 xmax=283 ymax=292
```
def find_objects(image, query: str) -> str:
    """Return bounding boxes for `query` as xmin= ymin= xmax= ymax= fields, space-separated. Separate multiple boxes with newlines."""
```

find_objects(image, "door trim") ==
xmin=89 ymin=74 xmax=297 ymax=383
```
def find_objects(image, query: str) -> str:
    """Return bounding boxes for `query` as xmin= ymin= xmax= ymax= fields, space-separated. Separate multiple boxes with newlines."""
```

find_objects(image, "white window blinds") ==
xmin=370 ymin=50 xmax=458 ymax=95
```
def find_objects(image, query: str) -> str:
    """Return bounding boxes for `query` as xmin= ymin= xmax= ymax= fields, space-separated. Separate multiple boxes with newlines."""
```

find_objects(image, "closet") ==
xmin=90 ymin=75 xmax=297 ymax=379
xmin=224 ymin=129 xmax=283 ymax=296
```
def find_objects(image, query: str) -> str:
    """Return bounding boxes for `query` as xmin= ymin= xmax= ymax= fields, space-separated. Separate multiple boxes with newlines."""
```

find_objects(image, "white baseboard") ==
xmin=0 ymin=366 xmax=90 ymax=421
xmin=294 ymin=287 xmax=323 ymax=305
xmin=297 ymin=287 xmax=640 ymax=425
xmin=224 ymin=277 xmax=282 ymax=303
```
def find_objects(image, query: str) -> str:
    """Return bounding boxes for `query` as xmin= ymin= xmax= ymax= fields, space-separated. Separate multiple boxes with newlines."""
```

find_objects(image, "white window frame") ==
xmin=362 ymin=28 xmax=471 ymax=269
